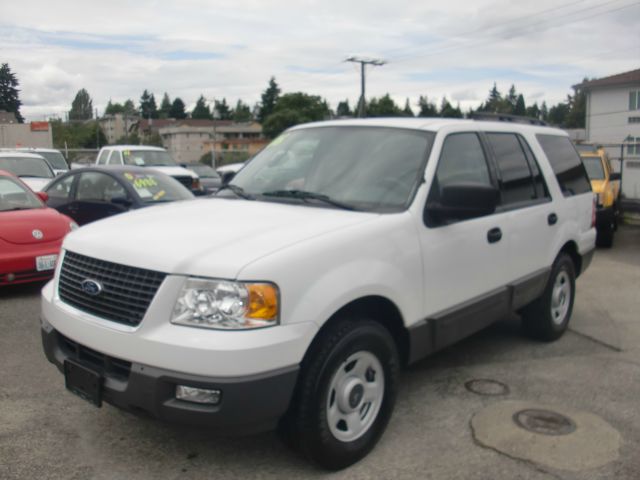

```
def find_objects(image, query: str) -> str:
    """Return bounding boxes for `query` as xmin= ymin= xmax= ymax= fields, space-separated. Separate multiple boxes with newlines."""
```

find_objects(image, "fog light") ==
xmin=175 ymin=385 xmax=221 ymax=405
xmin=7 ymin=273 xmax=15 ymax=282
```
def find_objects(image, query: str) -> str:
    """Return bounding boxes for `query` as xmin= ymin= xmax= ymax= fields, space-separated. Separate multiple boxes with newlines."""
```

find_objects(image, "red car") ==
xmin=0 ymin=170 xmax=77 ymax=286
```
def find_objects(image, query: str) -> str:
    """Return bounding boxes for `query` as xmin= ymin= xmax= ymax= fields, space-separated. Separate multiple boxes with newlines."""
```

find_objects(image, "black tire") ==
xmin=283 ymin=319 xmax=399 ymax=470
xmin=521 ymin=253 xmax=576 ymax=341
xmin=597 ymin=223 xmax=614 ymax=248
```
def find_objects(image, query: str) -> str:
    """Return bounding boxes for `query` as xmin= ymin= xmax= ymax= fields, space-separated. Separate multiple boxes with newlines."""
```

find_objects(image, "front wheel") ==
xmin=521 ymin=253 xmax=576 ymax=341
xmin=284 ymin=319 xmax=399 ymax=470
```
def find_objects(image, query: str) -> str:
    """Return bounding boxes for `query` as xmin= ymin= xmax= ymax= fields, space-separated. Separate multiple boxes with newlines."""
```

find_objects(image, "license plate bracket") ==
xmin=36 ymin=254 xmax=58 ymax=271
xmin=64 ymin=360 xmax=102 ymax=407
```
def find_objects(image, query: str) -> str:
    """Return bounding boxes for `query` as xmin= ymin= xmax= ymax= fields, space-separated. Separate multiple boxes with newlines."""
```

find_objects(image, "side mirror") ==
xmin=425 ymin=183 xmax=499 ymax=224
xmin=111 ymin=196 xmax=133 ymax=208
xmin=221 ymin=171 xmax=236 ymax=184
xmin=36 ymin=191 xmax=49 ymax=203
xmin=609 ymin=172 xmax=621 ymax=181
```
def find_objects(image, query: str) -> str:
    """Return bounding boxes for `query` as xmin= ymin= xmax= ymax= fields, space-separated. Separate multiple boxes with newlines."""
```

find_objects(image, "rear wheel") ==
xmin=522 ymin=253 xmax=576 ymax=341
xmin=283 ymin=319 xmax=399 ymax=470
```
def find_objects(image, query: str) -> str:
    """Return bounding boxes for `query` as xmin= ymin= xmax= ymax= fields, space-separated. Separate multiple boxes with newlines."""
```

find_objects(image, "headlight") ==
xmin=171 ymin=278 xmax=279 ymax=330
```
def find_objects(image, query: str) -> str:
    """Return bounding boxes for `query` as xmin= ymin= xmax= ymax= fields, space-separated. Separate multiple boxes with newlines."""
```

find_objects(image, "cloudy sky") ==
xmin=1 ymin=0 xmax=638 ymax=121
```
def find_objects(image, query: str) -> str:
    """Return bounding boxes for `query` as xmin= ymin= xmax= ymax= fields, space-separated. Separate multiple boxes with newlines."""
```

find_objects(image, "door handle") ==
xmin=487 ymin=227 xmax=502 ymax=244
xmin=548 ymin=213 xmax=558 ymax=225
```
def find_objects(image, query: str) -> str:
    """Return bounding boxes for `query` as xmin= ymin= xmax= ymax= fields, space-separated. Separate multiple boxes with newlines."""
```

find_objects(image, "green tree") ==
xmin=439 ymin=98 xmax=463 ymax=118
xmin=69 ymin=88 xmax=93 ymax=121
xmin=257 ymin=77 xmax=281 ymax=123
xmin=51 ymin=119 xmax=106 ymax=148
xmin=159 ymin=93 xmax=172 ymax=119
xmin=506 ymin=84 xmax=518 ymax=110
xmin=417 ymin=95 xmax=438 ymax=117
xmin=565 ymin=81 xmax=587 ymax=128
xmin=147 ymin=132 xmax=163 ymax=147
xmin=169 ymin=98 xmax=187 ymax=119
xmin=262 ymin=92 xmax=330 ymax=138
xmin=214 ymin=98 xmax=232 ymax=120
xmin=191 ymin=95 xmax=212 ymax=119
xmin=540 ymin=101 xmax=549 ymax=121
xmin=526 ymin=102 xmax=541 ymax=119
xmin=123 ymin=99 xmax=136 ymax=116
xmin=0 ymin=63 xmax=24 ymax=123
xmin=514 ymin=94 xmax=526 ymax=116
xmin=336 ymin=99 xmax=352 ymax=117
xmin=232 ymin=99 xmax=253 ymax=122
xmin=139 ymin=90 xmax=158 ymax=119
xmin=104 ymin=100 xmax=125 ymax=115
xmin=366 ymin=94 xmax=402 ymax=117
xmin=402 ymin=98 xmax=414 ymax=117
xmin=548 ymin=101 xmax=569 ymax=126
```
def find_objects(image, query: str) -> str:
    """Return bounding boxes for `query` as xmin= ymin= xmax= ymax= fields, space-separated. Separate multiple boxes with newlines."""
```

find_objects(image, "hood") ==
xmin=19 ymin=177 xmax=51 ymax=192
xmin=151 ymin=166 xmax=198 ymax=179
xmin=64 ymin=199 xmax=376 ymax=279
xmin=0 ymin=208 xmax=70 ymax=245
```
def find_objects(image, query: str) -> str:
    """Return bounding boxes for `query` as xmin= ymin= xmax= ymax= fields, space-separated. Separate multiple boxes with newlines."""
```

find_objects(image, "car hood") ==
xmin=19 ymin=177 xmax=51 ymax=192
xmin=150 ymin=166 xmax=198 ymax=179
xmin=0 ymin=208 xmax=70 ymax=245
xmin=63 ymin=199 xmax=377 ymax=279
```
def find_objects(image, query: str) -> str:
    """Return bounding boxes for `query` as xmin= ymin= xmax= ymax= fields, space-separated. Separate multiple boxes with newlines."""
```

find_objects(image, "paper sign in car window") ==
xmin=267 ymin=133 xmax=289 ymax=148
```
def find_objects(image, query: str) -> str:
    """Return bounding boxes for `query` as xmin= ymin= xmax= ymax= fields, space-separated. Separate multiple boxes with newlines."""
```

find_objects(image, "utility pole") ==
xmin=345 ymin=57 xmax=386 ymax=118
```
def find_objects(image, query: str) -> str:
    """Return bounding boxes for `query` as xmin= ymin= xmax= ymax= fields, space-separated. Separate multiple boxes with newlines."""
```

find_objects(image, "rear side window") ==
xmin=435 ymin=133 xmax=492 ymax=187
xmin=487 ymin=133 xmax=536 ymax=205
xmin=536 ymin=135 xmax=591 ymax=196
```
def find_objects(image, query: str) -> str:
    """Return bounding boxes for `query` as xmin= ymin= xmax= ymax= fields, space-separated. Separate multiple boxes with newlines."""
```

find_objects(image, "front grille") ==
xmin=173 ymin=175 xmax=193 ymax=189
xmin=58 ymin=251 xmax=166 ymax=327
xmin=58 ymin=332 xmax=131 ymax=380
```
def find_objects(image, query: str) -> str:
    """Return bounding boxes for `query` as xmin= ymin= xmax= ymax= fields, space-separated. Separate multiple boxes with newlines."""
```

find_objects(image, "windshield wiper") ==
xmin=215 ymin=184 xmax=255 ymax=200
xmin=261 ymin=190 xmax=356 ymax=211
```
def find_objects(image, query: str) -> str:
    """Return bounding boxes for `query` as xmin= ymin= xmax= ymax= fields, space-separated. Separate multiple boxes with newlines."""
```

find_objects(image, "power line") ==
xmin=345 ymin=57 xmax=387 ymax=117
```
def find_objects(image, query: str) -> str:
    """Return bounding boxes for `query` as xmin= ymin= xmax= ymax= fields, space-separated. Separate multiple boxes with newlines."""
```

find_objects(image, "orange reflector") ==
xmin=246 ymin=283 xmax=278 ymax=320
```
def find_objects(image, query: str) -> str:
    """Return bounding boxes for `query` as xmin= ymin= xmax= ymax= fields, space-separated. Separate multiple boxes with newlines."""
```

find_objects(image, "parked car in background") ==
xmin=0 ymin=170 xmax=76 ymax=286
xmin=577 ymin=144 xmax=621 ymax=247
xmin=183 ymin=164 xmax=222 ymax=194
xmin=44 ymin=166 xmax=194 ymax=226
xmin=0 ymin=152 xmax=56 ymax=191
xmin=95 ymin=146 xmax=203 ymax=195
xmin=216 ymin=161 xmax=245 ymax=184
xmin=18 ymin=148 xmax=69 ymax=175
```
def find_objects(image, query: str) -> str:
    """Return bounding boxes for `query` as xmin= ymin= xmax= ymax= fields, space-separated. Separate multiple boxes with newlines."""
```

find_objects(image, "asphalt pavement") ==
xmin=1 ymin=226 xmax=639 ymax=479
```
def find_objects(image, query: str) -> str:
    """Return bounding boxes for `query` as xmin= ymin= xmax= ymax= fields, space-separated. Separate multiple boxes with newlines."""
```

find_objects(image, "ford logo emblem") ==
xmin=80 ymin=279 xmax=103 ymax=296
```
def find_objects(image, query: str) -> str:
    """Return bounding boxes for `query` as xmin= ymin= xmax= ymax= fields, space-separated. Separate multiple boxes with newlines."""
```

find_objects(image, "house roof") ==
xmin=575 ymin=69 xmax=640 ymax=90
xmin=137 ymin=119 xmax=233 ymax=131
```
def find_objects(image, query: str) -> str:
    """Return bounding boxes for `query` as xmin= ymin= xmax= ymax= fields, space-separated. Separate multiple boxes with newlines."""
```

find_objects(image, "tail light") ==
xmin=192 ymin=178 xmax=202 ymax=191
xmin=591 ymin=196 xmax=596 ymax=228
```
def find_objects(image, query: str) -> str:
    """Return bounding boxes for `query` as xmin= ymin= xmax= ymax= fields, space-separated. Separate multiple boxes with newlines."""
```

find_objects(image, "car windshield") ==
xmin=120 ymin=170 xmax=194 ymax=203
xmin=230 ymin=127 xmax=434 ymax=212
xmin=123 ymin=150 xmax=176 ymax=167
xmin=0 ymin=156 xmax=54 ymax=178
xmin=37 ymin=151 xmax=68 ymax=170
xmin=581 ymin=156 xmax=605 ymax=180
xmin=0 ymin=176 xmax=43 ymax=211
xmin=189 ymin=165 xmax=219 ymax=178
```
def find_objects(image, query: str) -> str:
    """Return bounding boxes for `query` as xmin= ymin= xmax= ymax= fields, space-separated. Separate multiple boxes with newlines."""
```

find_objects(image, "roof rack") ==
xmin=470 ymin=112 xmax=547 ymax=126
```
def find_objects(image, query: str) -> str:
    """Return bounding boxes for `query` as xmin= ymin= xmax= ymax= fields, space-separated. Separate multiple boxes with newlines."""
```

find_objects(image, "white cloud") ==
xmin=1 ymin=0 xmax=638 ymax=120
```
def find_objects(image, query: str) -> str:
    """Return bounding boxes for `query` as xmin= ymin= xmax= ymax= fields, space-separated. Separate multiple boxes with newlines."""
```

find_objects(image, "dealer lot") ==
xmin=1 ymin=226 xmax=639 ymax=479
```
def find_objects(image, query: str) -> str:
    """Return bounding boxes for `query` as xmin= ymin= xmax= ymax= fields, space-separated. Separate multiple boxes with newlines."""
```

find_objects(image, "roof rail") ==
xmin=470 ymin=112 xmax=548 ymax=126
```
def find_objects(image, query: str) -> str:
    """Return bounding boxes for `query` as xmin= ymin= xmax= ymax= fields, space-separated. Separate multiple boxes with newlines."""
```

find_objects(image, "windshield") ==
xmin=123 ymin=150 xmax=176 ymax=167
xmin=189 ymin=165 xmax=220 ymax=178
xmin=0 ymin=176 xmax=43 ymax=211
xmin=0 ymin=156 xmax=54 ymax=178
xmin=230 ymin=127 xmax=434 ymax=212
xmin=38 ymin=151 xmax=68 ymax=170
xmin=120 ymin=171 xmax=194 ymax=203
xmin=581 ymin=156 xmax=605 ymax=180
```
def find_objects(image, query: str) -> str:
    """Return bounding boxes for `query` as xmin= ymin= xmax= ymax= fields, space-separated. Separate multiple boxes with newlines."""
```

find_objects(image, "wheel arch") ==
xmin=558 ymin=240 xmax=583 ymax=277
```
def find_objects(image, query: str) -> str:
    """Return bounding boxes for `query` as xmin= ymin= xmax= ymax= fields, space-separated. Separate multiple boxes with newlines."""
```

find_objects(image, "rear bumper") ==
xmin=41 ymin=324 xmax=299 ymax=434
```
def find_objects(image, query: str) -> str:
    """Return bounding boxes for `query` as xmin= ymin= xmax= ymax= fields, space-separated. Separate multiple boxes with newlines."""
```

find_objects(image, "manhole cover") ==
xmin=513 ymin=408 xmax=577 ymax=436
xmin=465 ymin=379 xmax=509 ymax=396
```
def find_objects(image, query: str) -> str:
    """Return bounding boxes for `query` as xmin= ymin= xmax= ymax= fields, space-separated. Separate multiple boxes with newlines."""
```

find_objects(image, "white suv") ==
xmin=41 ymin=118 xmax=595 ymax=469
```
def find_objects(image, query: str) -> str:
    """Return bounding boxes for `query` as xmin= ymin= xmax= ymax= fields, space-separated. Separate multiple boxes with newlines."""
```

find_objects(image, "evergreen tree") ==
xmin=191 ymin=95 xmax=212 ymax=119
xmin=159 ymin=93 xmax=172 ymax=119
xmin=0 ymin=63 xmax=24 ymax=123
xmin=232 ymin=99 xmax=253 ymax=122
xmin=506 ymin=84 xmax=518 ymax=109
xmin=514 ymin=94 xmax=526 ymax=116
xmin=439 ymin=98 xmax=463 ymax=118
xmin=262 ymin=92 xmax=330 ymax=138
xmin=367 ymin=94 xmax=402 ymax=117
xmin=403 ymin=98 xmax=414 ymax=117
xmin=214 ymin=98 xmax=232 ymax=120
xmin=258 ymin=77 xmax=281 ymax=123
xmin=105 ymin=100 xmax=125 ymax=115
xmin=139 ymin=90 xmax=158 ymax=119
xmin=336 ymin=99 xmax=352 ymax=117
xmin=417 ymin=96 xmax=438 ymax=117
xmin=123 ymin=99 xmax=136 ymax=116
xmin=548 ymin=102 xmax=570 ymax=126
xmin=526 ymin=102 xmax=541 ymax=119
xmin=169 ymin=98 xmax=187 ymax=119
xmin=540 ymin=101 xmax=549 ymax=121
xmin=69 ymin=88 xmax=93 ymax=121
xmin=565 ymin=81 xmax=587 ymax=128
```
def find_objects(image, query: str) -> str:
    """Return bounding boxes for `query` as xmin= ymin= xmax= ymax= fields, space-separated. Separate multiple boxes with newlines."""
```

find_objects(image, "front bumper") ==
xmin=41 ymin=324 xmax=299 ymax=434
